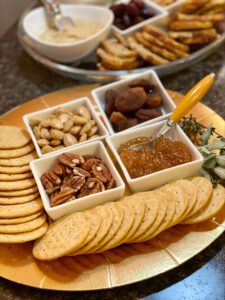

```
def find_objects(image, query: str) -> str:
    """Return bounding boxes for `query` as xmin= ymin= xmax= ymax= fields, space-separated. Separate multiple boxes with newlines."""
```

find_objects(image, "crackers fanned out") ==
xmin=33 ymin=177 xmax=225 ymax=261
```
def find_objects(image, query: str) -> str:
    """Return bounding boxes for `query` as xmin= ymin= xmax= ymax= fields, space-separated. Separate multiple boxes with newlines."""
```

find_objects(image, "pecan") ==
xmin=48 ymin=171 xmax=61 ymax=185
xmin=58 ymin=153 xmax=84 ymax=168
xmin=92 ymin=163 xmax=112 ymax=183
xmin=73 ymin=167 xmax=90 ymax=177
xmin=62 ymin=175 xmax=85 ymax=193
xmin=65 ymin=167 xmax=73 ymax=174
xmin=106 ymin=178 xmax=115 ymax=190
xmin=50 ymin=187 xmax=75 ymax=206
xmin=78 ymin=178 xmax=102 ymax=198
xmin=41 ymin=172 xmax=60 ymax=191
xmin=52 ymin=164 xmax=66 ymax=177
xmin=81 ymin=157 xmax=101 ymax=171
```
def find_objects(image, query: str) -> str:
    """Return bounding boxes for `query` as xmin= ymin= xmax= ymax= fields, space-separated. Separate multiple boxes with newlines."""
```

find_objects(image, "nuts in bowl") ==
xmin=30 ymin=141 xmax=125 ymax=220
xmin=23 ymin=97 xmax=109 ymax=157
xmin=41 ymin=153 xmax=116 ymax=207
xmin=92 ymin=70 xmax=176 ymax=134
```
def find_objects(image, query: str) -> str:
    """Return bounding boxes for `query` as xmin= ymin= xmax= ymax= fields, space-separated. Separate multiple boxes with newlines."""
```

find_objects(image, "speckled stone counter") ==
xmin=0 ymin=24 xmax=225 ymax=300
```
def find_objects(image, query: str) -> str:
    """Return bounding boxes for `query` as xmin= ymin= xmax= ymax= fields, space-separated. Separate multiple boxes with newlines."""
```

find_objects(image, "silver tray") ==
xmin=18 ymin=2 xmax=225 ymax=83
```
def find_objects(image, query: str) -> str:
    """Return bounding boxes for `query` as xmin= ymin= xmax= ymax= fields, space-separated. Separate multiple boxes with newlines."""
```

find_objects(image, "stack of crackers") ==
xmin=167 ymin=0 xmax=225 ymax=45
xmin=33 ymin=177 xmax=225 ymax=261
xmin=0 ymin=126 xmax=48 ymax=243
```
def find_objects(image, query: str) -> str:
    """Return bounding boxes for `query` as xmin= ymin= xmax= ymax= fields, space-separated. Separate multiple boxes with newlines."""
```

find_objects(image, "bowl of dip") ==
xmin=23 ymin=4 xmax=114 ymax=63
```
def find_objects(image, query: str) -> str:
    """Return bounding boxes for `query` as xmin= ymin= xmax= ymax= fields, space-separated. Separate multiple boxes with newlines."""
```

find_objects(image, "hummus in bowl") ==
xmin=23 ymin=4 xmax=113 ymax=63
xmin=40 ymin=19 xmax=103 ymax=44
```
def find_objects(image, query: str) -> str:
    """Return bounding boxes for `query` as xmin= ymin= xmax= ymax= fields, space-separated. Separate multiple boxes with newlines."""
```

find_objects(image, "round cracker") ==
xmin=175 ymin=180 xmax=197 ymax=219
xmin=33 ymin=213 xmax=91 ymax=260
xmin=0 ymin=186 xmax=38 ymax=197
xmin=0 ymin=198 xmax=43 ymax=218
xmin=73 ymin=209 xmax=101 ymax=253
xmin=182 ymin=184 xmax=225 ymax=224
xmin=0 ymin=192 xmax=40 ymax=205
xmin=97 ymin=201 xmax=135 ymax=252
xmin=0 ymin=152 xmax=37 ymax=167
xmin=0 ymin=222 xmax=48 ymax=243
xmin=0 ymin=214 xmax=46 ymax=234
xmin=0 ymin=126 xmax=31 ymax=150
xmin=132 ymin=195 xmax=167 ymax=243
xmin=0 ymin=165 xmax=30 ymax=174
xmin=89 ymin=202 xmax=124 ymax=254
xmin=0 ymin=143 xmax=34 ymax=159
xmin=160 ymin=182 xmax=188 ymax=225
xmin=0 ymin=211 xmax=43 ymax=225
xmin=0 ymin=178 xmax=36 ymax=191
xmin=141 ymin=191 xmax=175 ymax=242
xmin=0 ymin=172 xmax=33 ymax=181
xmin=126 ymin=191 xmax=159 ymax=243
xmin=122 ymin=197 xmax=145 ymax=242
xmin=69 ymin=205 xmax=113 ymax=255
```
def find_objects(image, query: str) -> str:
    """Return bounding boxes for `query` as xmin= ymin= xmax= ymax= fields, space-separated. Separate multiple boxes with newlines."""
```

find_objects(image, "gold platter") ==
xmin=0 ymin=85 xmax=224 ymax=290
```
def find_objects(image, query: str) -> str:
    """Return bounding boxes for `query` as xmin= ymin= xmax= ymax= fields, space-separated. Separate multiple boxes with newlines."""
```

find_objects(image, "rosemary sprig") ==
xmin=179 ymin=115 xmax=225 ymax=187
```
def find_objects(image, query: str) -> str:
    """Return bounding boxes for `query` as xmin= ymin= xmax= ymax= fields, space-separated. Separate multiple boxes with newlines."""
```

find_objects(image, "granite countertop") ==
xmin=0 ymin=24 xmax=225 ymax=300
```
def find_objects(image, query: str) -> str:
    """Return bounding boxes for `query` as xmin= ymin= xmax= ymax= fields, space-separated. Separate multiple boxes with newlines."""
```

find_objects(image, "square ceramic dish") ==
xmin=23 ymin=97 xmax=109 ymax=157
xmin=112 ymin=0 xmax=167 ymax=36
xmin=106 ymin=120 xmax=203 ymax=193
xmin=92 ymin=70 xmax=176 ymax=135
xmin=30 ymin=141 xmax=125 ymax=220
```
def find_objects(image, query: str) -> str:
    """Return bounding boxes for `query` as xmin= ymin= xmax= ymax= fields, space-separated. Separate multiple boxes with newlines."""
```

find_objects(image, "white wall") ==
xmin=0 ymin=0 xmax=34 ymax=37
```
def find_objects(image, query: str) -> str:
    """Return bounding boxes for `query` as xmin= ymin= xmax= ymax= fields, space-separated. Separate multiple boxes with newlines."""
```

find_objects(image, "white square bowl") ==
xmin=106 ymin=120 xmax=203 ymax=193
xmin=23 ymin=97 xmax=109 ymax=157
xmin=30 ymin=141 xmax=125 ymax=220
xmin=112 ymin=0 xmax=167 ymax=36
xmin=92 ymin=70 xmax=176 ymax=135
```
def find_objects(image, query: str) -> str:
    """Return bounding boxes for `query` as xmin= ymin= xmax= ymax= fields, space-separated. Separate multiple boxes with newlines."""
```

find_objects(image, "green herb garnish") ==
xmin=179 ymin=116 xmax=225 ymax=187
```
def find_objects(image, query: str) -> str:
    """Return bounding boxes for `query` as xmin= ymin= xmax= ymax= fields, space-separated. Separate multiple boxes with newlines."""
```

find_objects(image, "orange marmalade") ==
xmin=118 ymin=136 xmax=192 ymax=179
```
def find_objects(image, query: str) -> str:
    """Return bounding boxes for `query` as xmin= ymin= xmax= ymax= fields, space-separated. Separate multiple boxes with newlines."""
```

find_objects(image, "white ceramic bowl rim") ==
xmin=23 ymin=4 xmax=114 ymax=47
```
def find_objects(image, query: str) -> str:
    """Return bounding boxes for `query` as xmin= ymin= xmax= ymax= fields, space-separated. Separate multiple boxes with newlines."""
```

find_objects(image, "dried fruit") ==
xmin=135 ymin=108 xmax=162 ymax=121
xmin=146 ymin=91 xmax=162 ymax=108
xmin=115 ymin=87 xmax=147 ymax=113
xmin=111 ymin=0 xmax=155 ymax=30
xmin=129 ymin=79 xmax=153 ymax=91
xmin=105 ymin=89 xmax=117 ymax=116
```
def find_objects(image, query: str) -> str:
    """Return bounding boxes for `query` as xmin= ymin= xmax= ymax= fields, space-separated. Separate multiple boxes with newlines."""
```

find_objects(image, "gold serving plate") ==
xmin=0 ymin=85 xmax=224 ymax=291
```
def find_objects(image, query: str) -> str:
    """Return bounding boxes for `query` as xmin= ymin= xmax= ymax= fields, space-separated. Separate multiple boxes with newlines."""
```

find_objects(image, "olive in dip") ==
xmin=118 ymin=136 xmax=192 ymax=179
